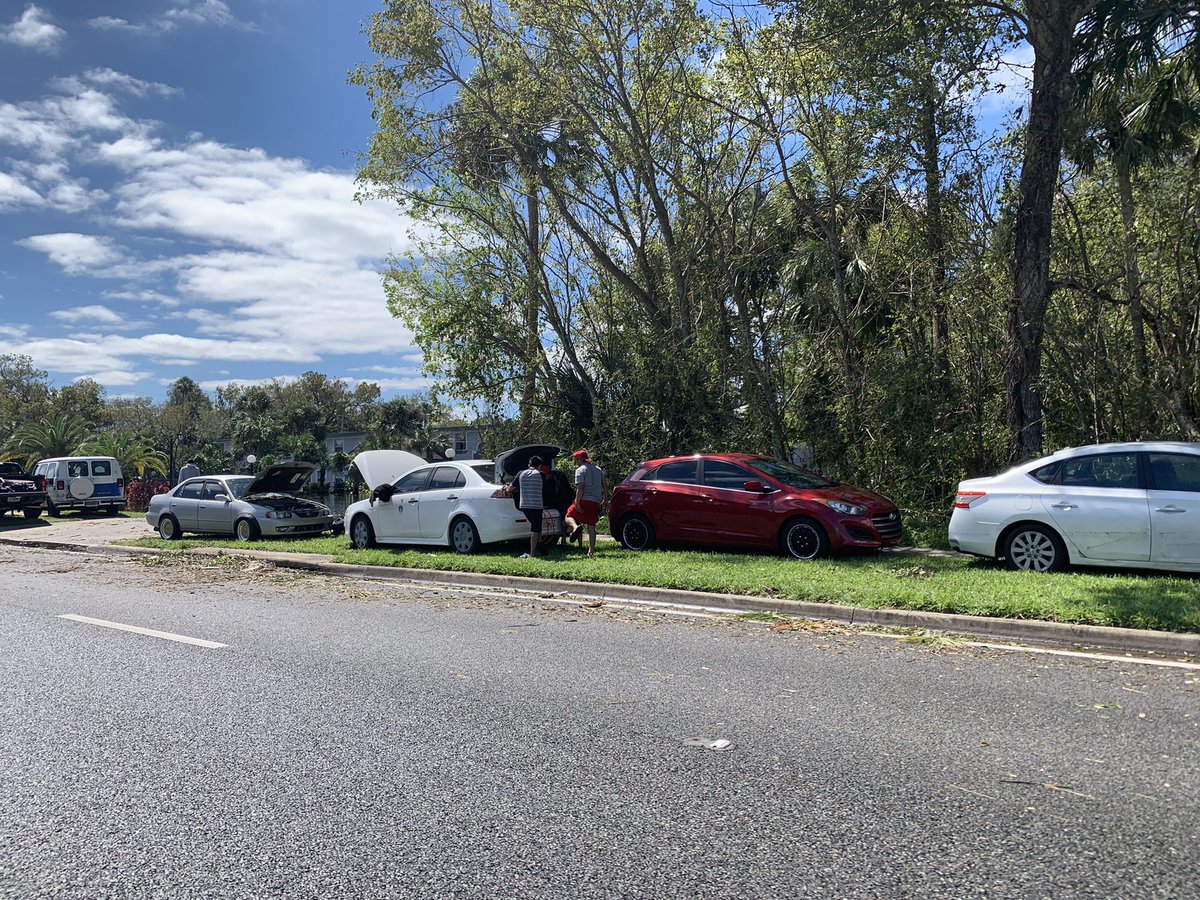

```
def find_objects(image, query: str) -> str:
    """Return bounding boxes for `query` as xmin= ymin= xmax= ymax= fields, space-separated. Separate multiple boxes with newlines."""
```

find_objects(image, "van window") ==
xmin=68 ymin=461 xmax=88 ymax=478
xmin=92 ymin=460 xmax=112 ymax=476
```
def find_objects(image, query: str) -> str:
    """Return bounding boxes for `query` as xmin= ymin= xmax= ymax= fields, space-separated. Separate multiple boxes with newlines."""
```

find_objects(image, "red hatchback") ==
xmin=608 ymin=454 xmax=903 ymax=559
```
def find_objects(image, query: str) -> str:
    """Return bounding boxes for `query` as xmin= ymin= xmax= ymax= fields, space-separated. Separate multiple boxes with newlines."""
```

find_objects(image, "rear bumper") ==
xmin=53 ymin=498 xmax=124 ymax=511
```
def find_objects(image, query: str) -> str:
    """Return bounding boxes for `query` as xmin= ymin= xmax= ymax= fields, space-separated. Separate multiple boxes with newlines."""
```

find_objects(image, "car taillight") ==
xmin=56 ymin=480 xmax=64 ymax=491
xmin=954 ymin=491 xmax=986 ymax=509
xmin=117 ymin=478 xmax=124 ymax=489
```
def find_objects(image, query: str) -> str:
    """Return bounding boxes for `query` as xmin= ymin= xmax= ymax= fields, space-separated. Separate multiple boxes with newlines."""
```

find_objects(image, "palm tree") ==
xmin=85 ymin=432 xmax=168 ymax=480
xmin=2 ymin=417 xmax=93 ymax=469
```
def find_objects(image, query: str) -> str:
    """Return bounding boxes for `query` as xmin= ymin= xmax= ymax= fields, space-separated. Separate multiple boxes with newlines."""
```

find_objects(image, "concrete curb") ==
xmin=3 ymin=535 xmax=1197 ymax=657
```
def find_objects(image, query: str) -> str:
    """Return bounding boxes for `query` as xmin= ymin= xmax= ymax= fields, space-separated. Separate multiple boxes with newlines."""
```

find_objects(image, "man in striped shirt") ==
xmin=516 ymin=456 xmax=546 ymax=558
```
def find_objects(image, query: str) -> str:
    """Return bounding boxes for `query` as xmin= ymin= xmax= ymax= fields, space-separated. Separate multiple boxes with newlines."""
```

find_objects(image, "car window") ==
xmin=429 ymin=466 xmax=465 ymax=491
xmin=1058 ymin=453 xmax=1140 ymax=489
xmin=648 ymin=460 xmax=698 ymax=484
xmin=393 ymin=469 xmax=432 ymax=494
xmin=201 ymin=480 xmax=226 ymax=500
xmin=67 ymin=461 xmax=88 ymax=478
xmin=1148 ymin=454 xmax=1200 ymax=493
xmin=470 ymin=463 xmax=496 ymax=483
xmin=176 ymin=481 xmax=203 ymax=500
xmin=91 ymin=460 xmax=112 ymax=476
xmin=745 ymin=458 xmax=832 ymax=488
xmin=703 ymin=460 xmax=755 ymax=490
xmin=1029 ymin=462 xmax=1060 ymax=484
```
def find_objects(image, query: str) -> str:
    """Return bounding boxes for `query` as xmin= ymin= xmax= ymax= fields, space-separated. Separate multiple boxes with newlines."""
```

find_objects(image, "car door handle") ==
xmin=407 ymin=498 xmax=420 ymax=504
xmin=1051 ymin=502 xmax=1078 ymax=510
xmin=1154 ymin=506 xmax=1186 ymax=514
xmin=447 ymin=494 xmax=459 ymax=500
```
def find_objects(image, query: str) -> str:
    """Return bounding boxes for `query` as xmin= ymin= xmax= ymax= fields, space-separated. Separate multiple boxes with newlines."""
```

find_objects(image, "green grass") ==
xmin=118 ymin=532 xmax=1200 ymax=634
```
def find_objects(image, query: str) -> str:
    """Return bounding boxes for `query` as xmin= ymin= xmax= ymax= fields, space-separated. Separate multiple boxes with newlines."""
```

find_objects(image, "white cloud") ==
xmin=0 ymin=324 xmax=30 ymax=339
xmin=1 ymin=5 xmax=65 ymax=53
xmin=50 ymin=305 xmax=125 ymax=325
xmin=52 ymin=68 xmax=181 ymax=99
xmin=89 ymin=1 xmax=254 ymax=36
xmin=0 ymin=171 xmax=43 ymax=210
xmin=17 ymin=233 xmax=123 ymax=275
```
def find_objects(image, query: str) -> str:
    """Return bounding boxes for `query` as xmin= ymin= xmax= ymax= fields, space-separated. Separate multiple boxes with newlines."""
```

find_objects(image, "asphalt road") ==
xmin=1 ymin=546 xmax=1197 ymax=899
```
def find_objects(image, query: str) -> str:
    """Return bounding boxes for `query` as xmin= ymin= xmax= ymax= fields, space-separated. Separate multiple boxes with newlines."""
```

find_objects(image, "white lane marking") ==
xmin=57 ymin=614 xmax=227 ymax=649
xmin=964 ymin=640 xmax=1200 ymax=671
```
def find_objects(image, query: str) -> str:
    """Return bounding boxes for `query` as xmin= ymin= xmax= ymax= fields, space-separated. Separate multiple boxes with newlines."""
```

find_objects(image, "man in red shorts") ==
xmin=565 ymin=449 xmax=604 ymax=557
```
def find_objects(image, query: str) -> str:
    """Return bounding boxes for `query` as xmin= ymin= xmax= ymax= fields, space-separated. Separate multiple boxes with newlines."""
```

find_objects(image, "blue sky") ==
xmin=0 ymin=1 xmax=428 ymax=401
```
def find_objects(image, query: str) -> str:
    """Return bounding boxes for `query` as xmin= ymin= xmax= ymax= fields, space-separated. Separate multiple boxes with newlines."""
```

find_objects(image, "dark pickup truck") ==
xmin=0 ymin=462 xmax=46 ymax=519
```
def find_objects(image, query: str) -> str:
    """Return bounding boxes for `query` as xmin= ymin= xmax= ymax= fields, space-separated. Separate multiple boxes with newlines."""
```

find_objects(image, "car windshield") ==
xmin=225 ymin=477 xmax=255 ymax=499
xmin=745 ymin=458 xmax=836 ymax=488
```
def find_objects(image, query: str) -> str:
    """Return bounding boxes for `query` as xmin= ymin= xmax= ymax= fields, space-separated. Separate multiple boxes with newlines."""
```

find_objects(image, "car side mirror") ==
xmin=214 ymin=493 xmax=230 ymax=502
xmin=743 ymin=480 xmax=768 ymax=493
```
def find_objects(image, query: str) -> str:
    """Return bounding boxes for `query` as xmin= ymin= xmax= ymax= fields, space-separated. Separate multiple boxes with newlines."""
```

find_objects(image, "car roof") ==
xmin=1043 ymin=441 xmax=1200 ymax=461
xmin=636 ymin=452 xmax=768 ymax=468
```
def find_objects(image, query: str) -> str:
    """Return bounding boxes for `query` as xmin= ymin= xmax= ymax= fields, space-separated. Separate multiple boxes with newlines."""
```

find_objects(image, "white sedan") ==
xmin=949 ymin=441 xmax=1200 ymax=573
xmin=343 ymin=450 xmax=533 ymax=553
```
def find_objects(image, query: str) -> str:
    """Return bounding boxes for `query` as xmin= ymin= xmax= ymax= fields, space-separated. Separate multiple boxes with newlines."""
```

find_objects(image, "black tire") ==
xmin=46 ymin=499 xmax=58 ymax=517
xmin=780 ymin=517 xmax=830 ymax=560
xmin=350 ymin=515 xmax=376 ymax=550
xmin=23 ymin=507 xmax=40 ymax=520
xmin=105 ymin=506 xmax=120 ymax=516
xmin=1002 ymin=523 xmax=1067 ymax=572
xmin=449 ymin=516 xmax=481 ymax=554
xmin=234 ymin=517 xmax=260 ymax=542
xmin=617 ymin=514 xmax=656 ymax=551
xmin=158 ymin=515 xmax=181 ymax=541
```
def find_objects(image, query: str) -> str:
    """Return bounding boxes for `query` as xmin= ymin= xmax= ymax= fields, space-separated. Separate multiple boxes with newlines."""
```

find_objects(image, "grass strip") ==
xmin=119 ymin=534 xmax=1200 ymax=634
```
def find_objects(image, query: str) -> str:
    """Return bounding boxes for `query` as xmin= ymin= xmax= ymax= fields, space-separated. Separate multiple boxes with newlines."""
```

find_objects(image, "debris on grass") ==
xmin=893 ymin=565 xmax=936 ymax=579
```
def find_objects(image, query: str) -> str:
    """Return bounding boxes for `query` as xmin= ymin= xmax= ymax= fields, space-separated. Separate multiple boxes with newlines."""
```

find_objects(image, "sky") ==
xmin=0 ymin=0 xmax=429 ymax=402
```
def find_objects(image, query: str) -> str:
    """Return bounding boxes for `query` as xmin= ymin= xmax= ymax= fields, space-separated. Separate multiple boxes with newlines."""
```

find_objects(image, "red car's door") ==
xmin=640 ymin=459 xmax=707 ymax=541
xmin=699 ymin=460 xmax=776 ymax=544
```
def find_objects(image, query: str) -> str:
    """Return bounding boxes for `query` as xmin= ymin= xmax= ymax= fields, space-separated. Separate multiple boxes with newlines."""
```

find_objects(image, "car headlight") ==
xmin=824 ymin=499 xmax=867 ymax=517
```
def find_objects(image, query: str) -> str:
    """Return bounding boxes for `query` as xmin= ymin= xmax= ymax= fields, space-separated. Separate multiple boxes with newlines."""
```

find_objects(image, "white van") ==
xmin=33 ymin=456 xmax=125 ymax=515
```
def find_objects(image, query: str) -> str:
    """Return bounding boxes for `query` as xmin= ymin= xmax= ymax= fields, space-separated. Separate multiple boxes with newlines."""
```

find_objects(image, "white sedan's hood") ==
xmin=352 ymin=449 xmax=427 ymax=489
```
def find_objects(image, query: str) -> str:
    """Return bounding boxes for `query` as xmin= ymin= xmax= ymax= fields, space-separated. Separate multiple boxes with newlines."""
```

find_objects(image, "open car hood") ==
xmin=352 ymin=449 xmax=427 ymax=489
xmin=246 ymin=462 xmax=319 ymax=496
xmin=492 ymin=444 xmax=562 ymax=482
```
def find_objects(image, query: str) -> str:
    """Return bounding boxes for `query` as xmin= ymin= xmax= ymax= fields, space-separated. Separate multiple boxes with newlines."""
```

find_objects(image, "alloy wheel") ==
xmin=1008 ymin=529 xmax=1058 ymax=572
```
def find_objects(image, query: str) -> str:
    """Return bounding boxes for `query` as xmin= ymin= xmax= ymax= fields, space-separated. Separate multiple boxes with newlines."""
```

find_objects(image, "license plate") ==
xmin=84 ymin=500 xmax=99 ymax=507
xmin=6 ymin=497 xmax=18 ymax=504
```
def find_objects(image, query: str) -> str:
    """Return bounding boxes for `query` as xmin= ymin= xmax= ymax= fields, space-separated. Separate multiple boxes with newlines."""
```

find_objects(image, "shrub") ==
xmin=126 ymin=479 xmax=171 ymax=512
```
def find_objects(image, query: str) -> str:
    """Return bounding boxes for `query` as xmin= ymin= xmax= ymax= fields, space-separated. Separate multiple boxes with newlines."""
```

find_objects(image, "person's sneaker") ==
xmin=571 ymin=525 xmax=584 ymax=544
xmin=519 ymin=553 xmax=532 ymax=559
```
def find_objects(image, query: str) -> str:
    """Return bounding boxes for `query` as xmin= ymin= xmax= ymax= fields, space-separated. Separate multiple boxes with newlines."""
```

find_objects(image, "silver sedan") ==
xmin=146 ymin=464 xmax=338 ymax=541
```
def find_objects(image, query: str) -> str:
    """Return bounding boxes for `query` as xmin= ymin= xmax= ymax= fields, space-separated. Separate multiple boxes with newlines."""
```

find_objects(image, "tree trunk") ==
xmin=919 ymin=89 xmax=950 ymax=376
xmin=518 ymin=184 xmax=541 ymax=442
xmin=1113 ymin=153 xmax=1149 ymax=380
xmin=1004 ymin=1 xmax=1084 ymax=460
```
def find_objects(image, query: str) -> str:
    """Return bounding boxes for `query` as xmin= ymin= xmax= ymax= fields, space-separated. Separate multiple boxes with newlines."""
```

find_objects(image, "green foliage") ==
xmin=2 ymin=416 xmax=94 ymax=468
xmin=85 ymin=431 xmax=168 ymax=479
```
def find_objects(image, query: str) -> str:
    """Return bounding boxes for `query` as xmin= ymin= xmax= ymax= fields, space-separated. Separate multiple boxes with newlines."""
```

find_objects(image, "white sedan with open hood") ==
xmin=146 ymin=463 xmax=339 ymax=541
xmin=343 ymin=450 xmax=535 ymax=553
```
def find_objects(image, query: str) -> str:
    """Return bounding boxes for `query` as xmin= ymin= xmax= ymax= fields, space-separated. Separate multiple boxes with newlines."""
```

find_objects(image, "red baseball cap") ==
xmin=573 ymin=449 xmax=590 ymax=461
